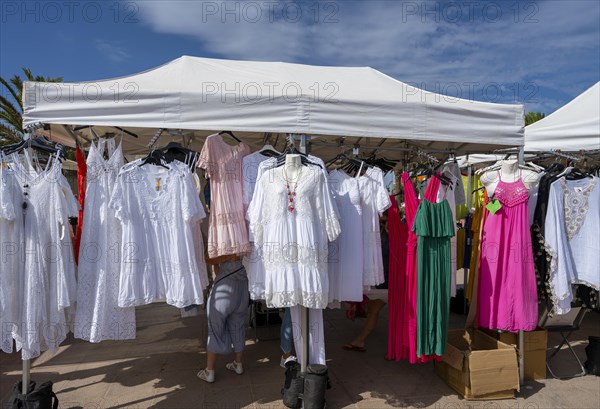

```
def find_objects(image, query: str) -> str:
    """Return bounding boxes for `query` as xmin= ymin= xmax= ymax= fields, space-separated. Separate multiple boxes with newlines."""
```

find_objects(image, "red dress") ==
xmin=74 ymin=145 xmax=87 ymax=264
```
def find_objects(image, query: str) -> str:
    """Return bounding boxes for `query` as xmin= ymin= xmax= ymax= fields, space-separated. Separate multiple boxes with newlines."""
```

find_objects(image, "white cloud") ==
xmin=95 ymin=40 xmax=130 ymax=63
xmin=133 ymin=0 xmax=599 ymax=112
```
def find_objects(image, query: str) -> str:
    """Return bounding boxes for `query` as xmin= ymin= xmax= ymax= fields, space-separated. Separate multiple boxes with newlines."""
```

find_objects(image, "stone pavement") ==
xmin=1 ymin=301 xmax=599 ymax=409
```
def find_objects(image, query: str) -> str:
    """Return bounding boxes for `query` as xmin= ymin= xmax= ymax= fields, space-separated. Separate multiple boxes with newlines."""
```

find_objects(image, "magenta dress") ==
xmin=478 ymin=174 xmax=538 ymax=332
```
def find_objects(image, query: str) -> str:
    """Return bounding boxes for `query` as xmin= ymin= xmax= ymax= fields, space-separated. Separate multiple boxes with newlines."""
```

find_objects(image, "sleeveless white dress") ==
xmin=10 ymin=150 xmax=78 ymax=360
xmin=74 ymin=139 xmax=136 ymax=342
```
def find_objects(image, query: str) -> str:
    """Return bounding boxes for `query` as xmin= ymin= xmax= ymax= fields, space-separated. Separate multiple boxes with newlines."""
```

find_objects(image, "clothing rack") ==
xmin=147 ymin=128 xmax=165 ymax=149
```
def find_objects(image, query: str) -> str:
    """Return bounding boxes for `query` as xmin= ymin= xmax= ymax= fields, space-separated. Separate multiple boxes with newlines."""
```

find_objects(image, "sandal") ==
xmin=226 ymin=361 xmax=244 ymax=375
xmin=342 ymin=343 xmax=366 ymax=352
xmin=197 ymin=368 xmax=215 ymax=383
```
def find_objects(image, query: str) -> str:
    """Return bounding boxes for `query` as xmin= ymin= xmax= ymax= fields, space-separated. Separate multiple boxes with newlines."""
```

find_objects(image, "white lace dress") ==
xmin=545 ymin=176 xmax=600 ymax=314
xmin=109 ymin=159 xmax=207 ymax=308
xmin=358 ymin=167 xmax=391 ymax=286
xmin=327 ymin=169 xmax=364 ymax=302
xmin=247 ymin=164 xmax=341 ymax=308
xmin=9 ymin=151 xmax=78 ymax=360
xmin=74 ymin=139 xmax=136 ymax=342
xmin=0 ymin=155 xmax=23 ymax=353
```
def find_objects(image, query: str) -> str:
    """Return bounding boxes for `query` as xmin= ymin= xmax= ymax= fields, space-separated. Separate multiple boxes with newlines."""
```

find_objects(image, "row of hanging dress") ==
xmin=1 ymin=149 xmax=78 ymax=360
xmin=388 ymin=172 xmax=446 ymax=362
xmin=76 ymin=138 xmax=209 ymax=343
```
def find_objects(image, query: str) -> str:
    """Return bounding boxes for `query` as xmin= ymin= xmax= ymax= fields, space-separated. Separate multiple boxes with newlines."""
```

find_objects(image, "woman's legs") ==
xmin=347 ymin=299 xmax=386 ymax=349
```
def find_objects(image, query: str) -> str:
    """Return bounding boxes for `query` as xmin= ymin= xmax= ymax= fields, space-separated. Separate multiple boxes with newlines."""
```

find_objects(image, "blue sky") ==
xmin=1 ymin=0 xmax=599 ymax=115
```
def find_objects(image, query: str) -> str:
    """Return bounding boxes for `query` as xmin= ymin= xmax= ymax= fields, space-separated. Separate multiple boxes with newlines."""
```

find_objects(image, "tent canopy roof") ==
xmin=23 ymin=55 xmax=524 ymax=158
xmin=524 ymin=82 xmax=600 ymax=152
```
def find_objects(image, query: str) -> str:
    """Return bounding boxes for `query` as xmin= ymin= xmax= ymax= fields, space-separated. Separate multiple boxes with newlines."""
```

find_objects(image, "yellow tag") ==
xmin=155 ymin=177 xmax=162 ymax=191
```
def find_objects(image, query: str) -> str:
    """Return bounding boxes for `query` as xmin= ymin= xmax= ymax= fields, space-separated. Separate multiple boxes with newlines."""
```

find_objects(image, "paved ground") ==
xmin=1 ymin=301 xmax=599 ymax=409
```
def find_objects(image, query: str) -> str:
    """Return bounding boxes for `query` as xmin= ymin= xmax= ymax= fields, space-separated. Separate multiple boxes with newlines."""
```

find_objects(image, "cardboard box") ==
xmin=435 ymin=329 xmax=520 ymax=400
xmin=481 ymin=327 xmax=548 ymax=380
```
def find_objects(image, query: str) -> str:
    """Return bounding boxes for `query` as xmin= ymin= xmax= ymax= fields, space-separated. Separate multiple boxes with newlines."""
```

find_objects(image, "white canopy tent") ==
xmin=22 ymin=55 xmax=525 ymax=159
xmin=525 ymin=82 xmax=600 ymax=152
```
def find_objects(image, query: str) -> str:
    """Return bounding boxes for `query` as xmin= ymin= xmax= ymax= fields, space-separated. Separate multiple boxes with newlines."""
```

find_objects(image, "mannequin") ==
xmin=480 ymin=159 xmax=540 ymax=195
xmin=283 ymin=154 xmax=302 ymax=181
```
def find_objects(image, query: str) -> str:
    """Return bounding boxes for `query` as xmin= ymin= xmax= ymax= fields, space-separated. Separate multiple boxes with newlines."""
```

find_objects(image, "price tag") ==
xmin=486 ymin=199 xmax=502 ymax=215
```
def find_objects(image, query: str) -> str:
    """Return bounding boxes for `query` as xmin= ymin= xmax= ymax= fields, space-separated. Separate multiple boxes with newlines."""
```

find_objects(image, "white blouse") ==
xmin=109 ymin=160 xmax=207 ymax=308
xmin=545 ymin=177 xmax=600 ymax=314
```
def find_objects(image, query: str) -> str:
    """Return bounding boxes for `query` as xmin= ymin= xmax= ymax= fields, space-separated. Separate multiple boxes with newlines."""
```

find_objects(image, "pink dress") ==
xmin=478 ymin=173 xmax=538 ymax=332
xmin=199 ymin=134 xmax=251 ymax=258
xmin=392 ymin=173 xmax=441 ymax=363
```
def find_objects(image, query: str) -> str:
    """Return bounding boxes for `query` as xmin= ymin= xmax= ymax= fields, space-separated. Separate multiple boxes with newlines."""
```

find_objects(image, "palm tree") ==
xmin=0 ymin=68 xmax=63 ymax=145
xmin=525 ymin=111 xmax=545 ymax=126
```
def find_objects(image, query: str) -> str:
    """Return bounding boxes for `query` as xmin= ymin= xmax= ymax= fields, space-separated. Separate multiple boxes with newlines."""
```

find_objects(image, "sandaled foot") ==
xmin=197 ymin=368 xmax=215 ymax=383
xmin=342 ymin=343 xmax=366 ymax=352
xmin=226 ymin=361 xmax=244 ymax=375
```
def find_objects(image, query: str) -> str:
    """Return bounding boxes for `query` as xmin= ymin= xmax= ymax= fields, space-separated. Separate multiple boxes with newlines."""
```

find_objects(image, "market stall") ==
xmin=4 ymin=55 xmax=537 ymax=405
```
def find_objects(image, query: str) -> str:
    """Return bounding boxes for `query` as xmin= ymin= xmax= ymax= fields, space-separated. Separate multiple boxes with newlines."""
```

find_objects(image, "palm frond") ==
xmin=0 ymin=76 xmax=21 ymax=107
xmin=0 ymin=96 xmax=22 ymax=130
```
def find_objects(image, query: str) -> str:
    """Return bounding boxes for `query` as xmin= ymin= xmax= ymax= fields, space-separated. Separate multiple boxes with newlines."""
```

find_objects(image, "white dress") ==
xmin=358 ymin=167 xmax=391 ymax=286
xmin=247 ymin=164 xmax=341 ymax=309
xmin=74 ymin=139 xmax=136 ymax=342
xmin=545 ymin=177 xmax=600 ymax=314
xmin=247 ymin=156 xmax=340 ymax=301
xmin=242 ymin=151 xmax=270 ymax=208
xmin=109 ymin=159 xmax=207 ymax=308
xmin=241 ymin=151 xmax=270 ymax=300
xmin=10 ymin=151 xmax=78 ymax=360
xmin=327 ymin=169 xmax=364 ymax=302
xmin=0 ymin=155 xmax=23 ymax=353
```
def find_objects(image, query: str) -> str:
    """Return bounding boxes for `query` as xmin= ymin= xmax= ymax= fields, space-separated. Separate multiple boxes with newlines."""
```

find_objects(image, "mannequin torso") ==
xmin=481 ymin=159 xmax=540 ymax=196
xmin=283 ymin=154 xmax=303 ymax=181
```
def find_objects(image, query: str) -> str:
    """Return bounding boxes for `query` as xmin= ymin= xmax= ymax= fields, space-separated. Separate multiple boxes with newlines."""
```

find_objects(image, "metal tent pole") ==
xmin=517 ymin=145 xmax=526 ymax=385
xmin=22 ymin=359 xmax=30 ymax=393
xmin=463 ymin=165 xmax=473 ymax=314
xmin=297 ymin=134 xmax=309 ymax=375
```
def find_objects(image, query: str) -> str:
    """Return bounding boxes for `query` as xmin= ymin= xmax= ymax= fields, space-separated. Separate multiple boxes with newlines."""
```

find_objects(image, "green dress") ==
xmin=412 ymin=198 xmax=455 ymax=357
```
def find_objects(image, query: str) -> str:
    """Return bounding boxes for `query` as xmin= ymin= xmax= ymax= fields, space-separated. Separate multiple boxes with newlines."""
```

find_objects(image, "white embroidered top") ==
xmin=545 ymin=176 xmax=600 ymax=314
